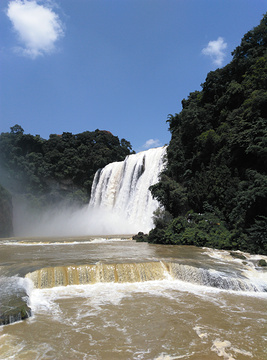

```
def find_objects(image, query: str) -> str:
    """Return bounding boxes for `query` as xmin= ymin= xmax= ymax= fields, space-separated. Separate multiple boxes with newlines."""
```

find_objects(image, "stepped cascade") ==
xmin=26 ymin=261 xmax=266 ymax=292
xmin=89 ymin=146 xmax=167 ymax=233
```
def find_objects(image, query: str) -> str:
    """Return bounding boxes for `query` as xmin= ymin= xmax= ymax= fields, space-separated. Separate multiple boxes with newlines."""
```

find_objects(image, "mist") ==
xmin=3 ymin=147 xmax=166 ymax=237
xmin=12 ymin=200 xmax=143 ymax=237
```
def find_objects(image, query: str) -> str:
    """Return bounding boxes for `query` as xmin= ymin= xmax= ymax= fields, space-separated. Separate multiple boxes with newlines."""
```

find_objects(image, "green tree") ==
xmin=0 ymin=126 xmax=134 ymax=209
xmin=148 ymin=13 xmax=267 ymax=254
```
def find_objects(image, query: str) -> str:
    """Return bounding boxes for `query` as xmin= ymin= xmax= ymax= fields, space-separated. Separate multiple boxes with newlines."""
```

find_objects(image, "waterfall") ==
xmin=26 ymin=262 xmax=168 ymax=288
xmin=167 ymin=263 xmax=264 ymax=292
xmin=89 ymin=146 xmax=167 ymax=234
xmin=25 ymin=261 xmax=267 ymax=292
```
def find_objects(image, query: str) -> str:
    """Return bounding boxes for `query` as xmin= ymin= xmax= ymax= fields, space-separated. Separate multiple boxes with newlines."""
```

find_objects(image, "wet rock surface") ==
xmin=0 ymin=276 xmax=31 ymax=326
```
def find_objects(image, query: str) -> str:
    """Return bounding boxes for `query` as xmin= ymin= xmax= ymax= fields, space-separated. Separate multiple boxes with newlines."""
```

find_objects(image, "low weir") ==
xmin=26 ymin=261 xmax=265 ymax=292
xmin=1 ymin=238 xmax=267 ymax=359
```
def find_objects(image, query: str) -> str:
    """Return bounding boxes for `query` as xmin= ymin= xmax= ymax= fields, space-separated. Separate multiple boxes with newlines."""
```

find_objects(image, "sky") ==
xmin=0 ymin=0 xmax=266 ymax=152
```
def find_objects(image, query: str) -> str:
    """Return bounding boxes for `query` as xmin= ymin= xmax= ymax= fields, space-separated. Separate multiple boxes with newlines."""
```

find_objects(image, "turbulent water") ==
xmin=1 ymin=146 xmax=267 ymax=358
xmin=0 ymin=236 xmax=267 ymax=360
xmin=89 ymin=146 xmax=167 ymax=233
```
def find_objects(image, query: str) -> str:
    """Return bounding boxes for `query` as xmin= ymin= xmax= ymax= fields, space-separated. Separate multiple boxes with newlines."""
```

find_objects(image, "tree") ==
xmin=10 ymin=124 xmax=24 ymax=135
xmin=0 ymin=126 xmax=134 ymax=208
xmin=148 ymin=13 xmax=267 ymax=254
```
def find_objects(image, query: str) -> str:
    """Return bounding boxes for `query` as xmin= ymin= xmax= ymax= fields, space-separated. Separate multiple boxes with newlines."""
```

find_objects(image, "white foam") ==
xmin=27 ymin=275 xmax=267 ymax=322
xmin=211 ymin=339 xmax=253 ymax=360
xmin=89 ymin=237 xmax=131 ymax=243
xmin=154 ymin=353 xmax=194 ymax=359
xmin=0 ymin=237 xmax=131 ymax=246
xmin=28 ymin=283 xmax=62 ymax=319
xmin=204 ymin=247 xmax=267 ymax=264
xmin=243 ymin=266 xmax=267 ymax=283
xmin=1 ymin=240 xmax=95 ymax=246
xmin=232 ymin=347 xmax=253 ymax=357
xmin=211 ymin=339 xmax=234 ymax=360
xmin=203 ymin=248 xmax=242 ymax=263
xmin=193 ymin=326 xmax=208 ymax=341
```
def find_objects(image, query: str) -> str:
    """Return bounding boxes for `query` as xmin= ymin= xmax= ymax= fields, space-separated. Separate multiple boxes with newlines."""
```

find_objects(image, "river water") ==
xmin=0 ymin=236 xmax=266 ymax=360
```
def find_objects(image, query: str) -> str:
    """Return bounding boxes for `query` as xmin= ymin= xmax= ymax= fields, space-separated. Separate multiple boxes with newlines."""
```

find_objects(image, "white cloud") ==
xmin=6 ymin=0 xmax=64 ymax=58
xmin=202 ymin=37 xmax=227 ymax=67
xmin=142 ymin=139 xmax=162 ymax=149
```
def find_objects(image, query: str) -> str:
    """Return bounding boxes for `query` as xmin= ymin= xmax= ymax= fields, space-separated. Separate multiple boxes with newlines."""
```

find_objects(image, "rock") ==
xmin=229 ymin=251 xmax=246 ymax=260
xmin=0 ymin=276 xmax=31 ymax=326
xmin=0 ymin=304 xmax=31 ymax=326
xmin=258 ymin=259 xmax=267 ymax=267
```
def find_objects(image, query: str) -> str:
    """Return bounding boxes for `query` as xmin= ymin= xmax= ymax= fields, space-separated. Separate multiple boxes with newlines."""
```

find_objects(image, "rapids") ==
xmin=0 ymin=236 xmax=267 ymax=359
xmin=1 ymin=147 xmax=267 ymax=358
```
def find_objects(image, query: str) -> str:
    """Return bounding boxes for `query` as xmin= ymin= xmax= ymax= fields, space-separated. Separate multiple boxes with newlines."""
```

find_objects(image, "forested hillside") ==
xmin=146 ymin=14 xmax=267 ymax=254
xmin=0 ymin=126 xmax=134 ymax=208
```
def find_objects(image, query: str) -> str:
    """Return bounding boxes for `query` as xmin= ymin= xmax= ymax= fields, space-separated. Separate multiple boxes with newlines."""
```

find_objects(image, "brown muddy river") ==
xmin=0 ymin=236 xmax=266 ymax=360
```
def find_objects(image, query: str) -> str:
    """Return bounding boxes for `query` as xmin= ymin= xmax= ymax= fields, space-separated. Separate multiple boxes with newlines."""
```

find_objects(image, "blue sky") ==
xmin=1 ymin=0 xmax=266 ymax=152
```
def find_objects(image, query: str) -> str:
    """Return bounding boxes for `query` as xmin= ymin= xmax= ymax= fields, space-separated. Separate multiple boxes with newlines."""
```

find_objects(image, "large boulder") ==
xmin=0 ymin=277 xmax=31 ymax=326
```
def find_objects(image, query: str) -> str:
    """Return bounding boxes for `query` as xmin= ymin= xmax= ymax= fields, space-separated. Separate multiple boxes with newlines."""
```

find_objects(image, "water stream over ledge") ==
xmin=1 ymin=236 xmax=267 ymax=359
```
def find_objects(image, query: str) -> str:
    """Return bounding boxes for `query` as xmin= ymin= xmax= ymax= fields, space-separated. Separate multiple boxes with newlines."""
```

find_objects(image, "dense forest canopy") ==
xmin=0 ymin=126 xmax=134 ymax=208
xmin=144 ymin=13 xmax=267 ymax=254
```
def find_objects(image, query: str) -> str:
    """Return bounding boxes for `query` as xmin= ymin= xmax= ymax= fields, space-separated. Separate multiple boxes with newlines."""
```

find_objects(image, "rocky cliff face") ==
xmin=0 ymin=184 xmax=13 ymax=237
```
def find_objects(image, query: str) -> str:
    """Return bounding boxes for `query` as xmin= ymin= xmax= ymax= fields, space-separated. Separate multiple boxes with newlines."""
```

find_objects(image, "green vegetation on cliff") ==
xmin=146 ymin=14 xmax=267 ymax=254
xmin=0 ymin=127 xmax=134 ymax=207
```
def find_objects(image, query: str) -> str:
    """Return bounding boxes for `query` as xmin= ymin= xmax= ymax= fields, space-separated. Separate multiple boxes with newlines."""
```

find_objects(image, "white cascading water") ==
xmin=89 ymin=146 xmax=167 ymax=234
